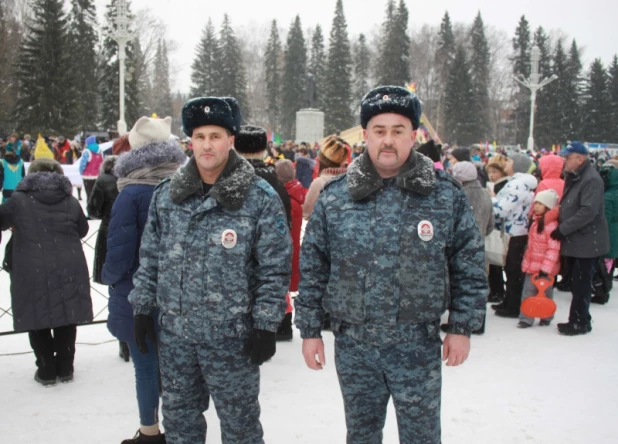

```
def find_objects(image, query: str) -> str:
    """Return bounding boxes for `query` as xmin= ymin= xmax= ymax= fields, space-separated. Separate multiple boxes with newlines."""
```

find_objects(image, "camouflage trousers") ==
xmin=334 ymin=327 xmax=442 ymax=444
xmin=158 ymin=329 xmax=264 ymax=444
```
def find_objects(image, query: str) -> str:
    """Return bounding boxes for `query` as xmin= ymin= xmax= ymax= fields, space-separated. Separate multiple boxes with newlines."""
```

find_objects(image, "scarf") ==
xmin=117 ymin=162 xmax=180 ymax=192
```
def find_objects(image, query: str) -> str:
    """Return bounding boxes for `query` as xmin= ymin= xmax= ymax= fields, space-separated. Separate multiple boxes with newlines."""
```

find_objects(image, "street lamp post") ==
xmin=113 ymin=0 xmax=134 ymax=135
xmin=514 ymin=46 xmax=558 ymax=151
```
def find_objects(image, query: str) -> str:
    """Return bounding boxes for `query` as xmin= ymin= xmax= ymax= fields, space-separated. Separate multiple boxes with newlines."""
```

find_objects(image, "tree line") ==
xmin=1 ymin=0 xmax=617 ymax=147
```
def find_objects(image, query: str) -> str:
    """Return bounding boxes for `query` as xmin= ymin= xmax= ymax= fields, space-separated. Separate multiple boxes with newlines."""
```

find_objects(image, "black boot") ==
xmin=121 ymin=430 xmax=166 ymax=444
xmin=558 ymin=322 xmax=592 ymax=336
xmin=495 ymin=308 xmax=519 ymax=318
xmin=491 ymin=301 xmax=507 ymax=311
xmin=591 ymin=294 xmax=609 ymax=305
xmin=276 ymin=313 xmax=293 ymax=341
xmin=34 ymin=370 xmax=56 ymax=387
xmin=119 ymin=341 xmax=131 ymax=362
xmin=487 ymin=292 xmax=504 ymax=304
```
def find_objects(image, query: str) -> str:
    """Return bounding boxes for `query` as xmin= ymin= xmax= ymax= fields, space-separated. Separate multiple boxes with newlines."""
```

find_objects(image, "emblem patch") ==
xmin=275 ymin=214 xmax=287 ymax=238
xmin=418 ymin=221 xmax=434 ymax=242
xmin=204 ymin=106 xmax=211 ymax=114
xmin=221 ymin=229 xmax=237 ymax=249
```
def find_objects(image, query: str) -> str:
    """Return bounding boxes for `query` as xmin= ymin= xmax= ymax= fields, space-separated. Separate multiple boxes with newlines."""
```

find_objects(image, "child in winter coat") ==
xmin=518 ymin=189 xmax=561 ymax=328
xmin=79 ymin=136 xmax=103 ymax=204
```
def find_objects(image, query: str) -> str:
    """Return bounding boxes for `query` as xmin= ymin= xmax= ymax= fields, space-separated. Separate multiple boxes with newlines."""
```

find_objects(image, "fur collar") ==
xmin=114 ymin=140 xmax=186 ymax=178
xmin=16 ymin=172 xmax=72 ymax=195
xmin=169 ymin=149 xmax=255 ymax=210
xmin=347 ymin=150 xmax=436 ymax=201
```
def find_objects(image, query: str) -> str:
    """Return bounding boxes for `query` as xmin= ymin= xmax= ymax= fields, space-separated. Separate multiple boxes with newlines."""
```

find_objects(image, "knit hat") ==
xmin=510 ymin=153 xmax=532 ymax=174
xmin=360 ymin=86 xmax=421 ymax=130
xmin=450 ymin=147 xmax=471 ymax=162
xmin=486 ymin=154 xmax=507 ymax=174
xmin=319 ymin=135 xmax=349 ymax=168
xmin=275 ymin=159 xmax=295 ymax=183
xmin=182 ymin=97 xmax=240 ymax=137
xmin=235 ymin=125 xmax=267 ymax=154
xmin=452 ymin=161 xmax=478 ymax=183
xmin=416 ymin=140 xmax=442 ymax=163
xmin=85 ymin=136 xmax=99 ymax=153
xmin=534 ymin=189 xmax=559 ymax=210
xmin=129 ymin=116 xmax=172 ymax=149
xmin=27 ymin=158 xmax=64 ymax=175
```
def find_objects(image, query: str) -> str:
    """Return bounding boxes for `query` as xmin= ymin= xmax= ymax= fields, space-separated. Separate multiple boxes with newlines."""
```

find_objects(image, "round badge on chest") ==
xmin=221 ymin=229 xmax=237 ymax=249
xmin=418 ymin=221 xmax=434 ymax=242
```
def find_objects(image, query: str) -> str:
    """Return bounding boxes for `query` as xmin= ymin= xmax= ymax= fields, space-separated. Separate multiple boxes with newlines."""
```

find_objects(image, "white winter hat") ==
xmin=129 ymin=116 xmax=172 ymax=149
xmin=534 ymin=189 xmax=559 ymax=210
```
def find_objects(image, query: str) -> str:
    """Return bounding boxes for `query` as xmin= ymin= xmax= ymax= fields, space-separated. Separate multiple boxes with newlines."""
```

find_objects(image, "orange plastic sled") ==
xmin=521 ymin=274 xmax=557 ymax=319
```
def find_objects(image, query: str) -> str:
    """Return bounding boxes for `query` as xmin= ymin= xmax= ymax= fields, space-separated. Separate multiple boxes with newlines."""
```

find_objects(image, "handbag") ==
xmin=485 ymin=223 xmax=510 ymax=267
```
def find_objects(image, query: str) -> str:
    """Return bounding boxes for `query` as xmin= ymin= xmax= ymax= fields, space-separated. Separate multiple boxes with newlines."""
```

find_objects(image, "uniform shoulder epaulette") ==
xmin=435 ymin=169 xmax=462 ymax=189
xmin=154 ymin=177 xmax=171 ymax=190
xmin=322 ymin=173 xmax=347 ymax=191
xmin=254 ymin=176 xmax=277 ymax=197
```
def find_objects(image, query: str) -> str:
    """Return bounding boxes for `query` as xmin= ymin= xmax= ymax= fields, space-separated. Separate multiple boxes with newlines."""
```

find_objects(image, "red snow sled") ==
xmin=521 ymin=274 xmax=557 ymax=319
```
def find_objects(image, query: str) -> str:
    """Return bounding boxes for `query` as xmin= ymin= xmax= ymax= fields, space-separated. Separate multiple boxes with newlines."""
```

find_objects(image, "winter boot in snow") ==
xmin=119 ymin=341 xmax=131 ymax=362
xmin=558 ymin=322 xmax=592 ymax=336
xmin=539 ymin=319 xmax=551 ymax=327
xmin=34 ymin=370 xmax=56 ymax=387
xmin=121 ymin=431 xmax=166 ymax=444
xmin=495 ymin=308 xmax=519 ymax=318
xmin=591 ymin=294 xmax=609 ymax=305
xmin=276 ymin=313 xmax=293 ymax=341
xmin=491 ymin=301 xmax=507 ymax=311
xmin=487 ymin=292 xmax=504 ymax=304
xmin=517 ymin=321 xmax=532 ymax=329
xmin=58 ymin=372 xmax=74 ymax=383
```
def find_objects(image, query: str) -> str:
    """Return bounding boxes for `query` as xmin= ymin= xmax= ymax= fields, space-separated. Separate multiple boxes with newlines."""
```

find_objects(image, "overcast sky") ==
xmin=93 ymin=0 xmax=618 ymax=93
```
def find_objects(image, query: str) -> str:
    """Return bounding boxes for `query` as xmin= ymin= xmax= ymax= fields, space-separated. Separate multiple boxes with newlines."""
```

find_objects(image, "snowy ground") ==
xmin=1 ymin=192 xmax=617 ymax=443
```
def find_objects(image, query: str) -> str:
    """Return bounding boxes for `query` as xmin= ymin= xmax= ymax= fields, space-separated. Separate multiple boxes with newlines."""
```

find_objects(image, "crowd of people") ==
xmin=0 ymin=84 xmax=614 ymax=444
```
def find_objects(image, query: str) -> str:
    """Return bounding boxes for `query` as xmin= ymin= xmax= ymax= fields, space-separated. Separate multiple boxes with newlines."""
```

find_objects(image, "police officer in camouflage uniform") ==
xmin=295 ymin=86 xmax=487 ymax=444
xmin=129 ymin=97 xmax=292 ymax=444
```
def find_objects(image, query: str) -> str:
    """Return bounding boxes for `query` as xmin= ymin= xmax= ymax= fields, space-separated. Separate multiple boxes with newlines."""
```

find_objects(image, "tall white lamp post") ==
xmin=514 ymin=46 xmax=558 ymax=151
xmin=113 ymin=0 xmax=134 ymax=135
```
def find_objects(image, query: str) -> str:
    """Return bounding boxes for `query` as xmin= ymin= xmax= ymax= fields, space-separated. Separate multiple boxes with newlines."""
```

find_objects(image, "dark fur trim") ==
xmin=347 ymin=150 xmax=436 ymax=201
xmin=169 ymin=149 xmax=255 ymax=210
xmin=101 ymin=156 xmax=117 ymax=175
xmin=17 ymin=172 xmax=72 ymax=195
xmin=113 ymin=140 xmax=186 ymax=178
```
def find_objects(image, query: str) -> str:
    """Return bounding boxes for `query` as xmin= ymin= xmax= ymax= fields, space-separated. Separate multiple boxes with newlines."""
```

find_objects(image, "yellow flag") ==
xmin=34 ymin=134 xmax=54 ymax=160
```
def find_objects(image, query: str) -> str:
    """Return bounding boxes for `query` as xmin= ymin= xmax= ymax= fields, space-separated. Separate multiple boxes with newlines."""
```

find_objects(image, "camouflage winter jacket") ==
xmin=295 ymin=150 xmax=487 ymax=342
xmin=129 ymin=150 xmax=292 ymax=342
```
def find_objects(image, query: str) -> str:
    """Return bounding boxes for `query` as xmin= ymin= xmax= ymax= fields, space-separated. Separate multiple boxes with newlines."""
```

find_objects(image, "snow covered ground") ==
xmin=1 ymin=196 xmax=617 ymax=443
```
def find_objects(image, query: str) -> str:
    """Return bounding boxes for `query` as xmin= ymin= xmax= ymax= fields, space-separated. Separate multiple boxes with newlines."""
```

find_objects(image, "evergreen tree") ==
xmin=190 ymin=19 xmax=222 ymax=97
xmin=566 ymin=40 xmax=584 ymax=140
xmin=151 ymin=39 xmax=173 ymax=117
xmin=469 ymin=11 xmax=491 ymax=140
xmin=531 ymin=27 xmax=553 ymax=147
xmin=323 ymin=0 xmax=353 ymax=134
xmin=546 ymin=40 xmax=571 ymax=144
xmin=67 ymin=0 xmax=99 ymax=133
xmin=353 ymin=34 xmax=371 ymax=106
xmin=444 ymin=45 xmax=476 ymax=145
xmin=608 ymin=55 xmax=618 ymax=141
xmin=264 ymin=20 xmax=282 ymax=131
xmin=100 ymin=0 xmax=142 ymax=132
xmin=14 ymin=0 xmax=78 ymax=135
xmin=308 ymin=24 xmax=326 ymax=108
xmin=281 ymin=15 xmax=307 ymax=139
xmin=375 ymin=0 xmax=410 ymax=86
xmin=583 ymin=59 xmax=612 ymax=142
xmin=0 ymin=2 xmax=22 ymax=135
xmin=435 ymin=11 xmax=455 ymax=136
xmin=218 ymin=14 xmax=249 ymax=122
xmin=134 ymin=37 xmax=152 ymax=116
xmin=512 ymin=15 xmax=531 ymax=146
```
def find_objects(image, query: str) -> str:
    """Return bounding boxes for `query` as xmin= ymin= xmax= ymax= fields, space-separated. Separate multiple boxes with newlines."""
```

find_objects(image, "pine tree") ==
xmin=0 ymin=2 xmax=22 ymax=135
xmin=264 ymin=20 xmax=282 ymax=131
xmin=14 ymin=0 xmax=78 ymax=135
xmin=353 ymin=34 xmax=371 ymax=106
xmin=281 ymin=15 xmax=307 ymax=139
xmin=469 ymin=12 xmax=491 ymax=141
xmin=375 ymin=0 xmax=410 ymax=86
xmin=445 ymin=45 xmax=476 ymax=145
xmin=100 ymin=0 xmax=142 ymax=132
xmin=531 ymin=27 xmax=553 ymax=147
xmin=190 ymin=19 xmax=222 ymax=97
xmin=151 ymin=39 xmax=173 ymax=117
xmin=608 ymin=55 xmax=618 ymax=141
xmin=308 ymin=24 xmax=326 ymax=108
xmin=583 ymin=59 xmax=611 ymax=142
xmin=218 ymin=14 xmax=249 ymax=122
xmin=323 ymin=0 xmax=353 ymax=134
xmin=566 ymin=40 xmax=584 ymax=140
xmin=67 ymin=0 xmax=99 ymax=133
xmin=546 ymin=40 xmax=571 ymax=144
xmin=435 ymin=11 xmax=456 ymax=136
xmin=512 ymin=15 xmax=531 ymax=146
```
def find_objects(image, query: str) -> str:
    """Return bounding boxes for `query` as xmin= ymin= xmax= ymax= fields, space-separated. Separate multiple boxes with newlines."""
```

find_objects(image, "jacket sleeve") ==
xmin=78 ymin=150 xmax=90 ymax=174
xmin=251 ymin=193 xmax=293 ymax=332
xmin=0 ymin=198 xmax=15 ymax=230
xmin=128 ymin=189 xmax=161 ymax=316
xmin=492 ymin=182 xmax=521 ymax=220
xmin=77 ymin=203 xmax=89 ymax=238
xmin=447 ymin=188 xmax=488 ymax=335
xmin=486 ymin=190 xmax=495 ymax=237
xmin=302 ymin=177 xmax=324 ymax=220
xmin=541 ymin=221 xmax=561 ymax=274
xmin=559 ymin=178 xmax=604 ymax=236
xmin=295 ymin=194 xmax=330 ymax=339
xmin=87 ymin=178 xmax=105 ymax=219
xmin=102 ymin=190 xmax=140 ymax=287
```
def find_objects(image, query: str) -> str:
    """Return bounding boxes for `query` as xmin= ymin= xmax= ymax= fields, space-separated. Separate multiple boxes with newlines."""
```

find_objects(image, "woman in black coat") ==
xmin=87 ymin=156 xmax=119 ymax=284
xmin=0 ymin=158 xmax=92 ymax=386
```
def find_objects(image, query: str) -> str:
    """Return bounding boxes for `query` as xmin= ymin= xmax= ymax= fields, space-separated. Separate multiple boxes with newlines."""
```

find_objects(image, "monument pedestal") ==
xmin=295 ymin=108 xmax=324 ymax=144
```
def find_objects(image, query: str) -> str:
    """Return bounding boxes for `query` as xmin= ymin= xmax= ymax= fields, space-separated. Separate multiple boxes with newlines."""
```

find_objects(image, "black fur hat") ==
xmin=235 ymin=125 xmax=268 ymax=154
xmin=221 ymin=97 xmax=242 ymax=133
xmin=360 ymin=86 xmax=421 ymax=130
xmin=182 ymin=97 xmax=240 ymax=137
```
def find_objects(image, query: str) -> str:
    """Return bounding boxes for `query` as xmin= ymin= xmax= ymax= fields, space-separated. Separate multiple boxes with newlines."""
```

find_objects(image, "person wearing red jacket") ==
xmin=519 ymin=189 xmax=561 ymax=328
xmin=275 ymin=159 xmax=308 ymax=340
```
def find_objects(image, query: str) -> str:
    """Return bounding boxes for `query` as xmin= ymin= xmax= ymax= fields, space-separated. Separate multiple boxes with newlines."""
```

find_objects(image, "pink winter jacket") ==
xmin=521 ymin=210 xmax=561 ymax=276
xmin=537 ymin=155 xmax=565 ymax=198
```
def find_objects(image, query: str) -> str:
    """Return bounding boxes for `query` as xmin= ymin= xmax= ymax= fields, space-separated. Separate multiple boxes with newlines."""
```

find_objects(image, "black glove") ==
xmin=243 ymin=329 xmax=276 ymax=366
xmin=550 ymin=228 xmax=566 ymax=241
xmin=134 ymin=315 xmax=157 ymax=355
